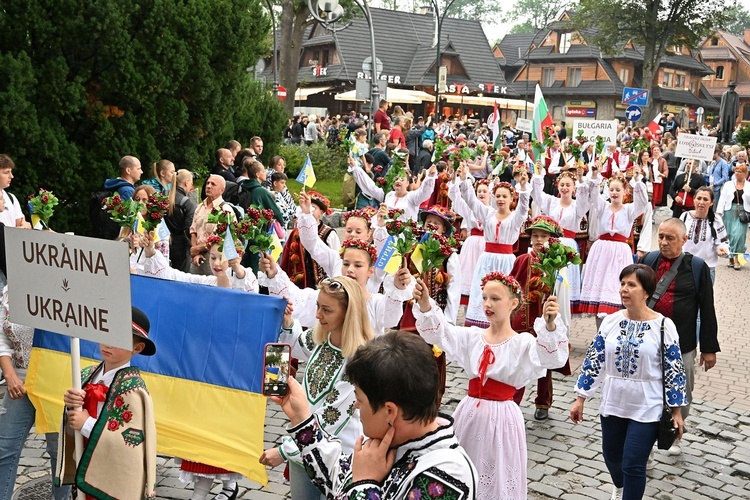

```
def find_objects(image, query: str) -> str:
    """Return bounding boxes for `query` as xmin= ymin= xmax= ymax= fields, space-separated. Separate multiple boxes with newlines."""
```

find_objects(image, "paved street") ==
xmin=8 ymin=210 xmax=750 ymax=499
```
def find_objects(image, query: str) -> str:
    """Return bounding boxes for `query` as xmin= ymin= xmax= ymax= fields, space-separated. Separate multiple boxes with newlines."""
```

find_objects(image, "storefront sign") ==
xmin=675 ymin=133 xmax=717 ymax=162
xmin=356 ymin=72 xmax=402 ymax=84
xmin=567 ymin=108 xmax=596 ymax=117
xmin=313 ymin=66 xmax=328 ymax=77
xmin=448 ymin=83 xmax=508 ymax=95
xmin=572 ymin=119 xmax=618 ymax=144
xmin=566 ymin=100 xmax=596 ymax=107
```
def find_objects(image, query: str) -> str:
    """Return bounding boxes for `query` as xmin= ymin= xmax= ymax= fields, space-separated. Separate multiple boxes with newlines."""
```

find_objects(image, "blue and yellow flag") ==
xmin=25 ymin=275 xmax=285 ymax=486
xmin=374 ymin=235 xmax=402 ymax=273
xmin=152 ymin=219 xmax=171 ymax=243
xmin=296 ymin=154 xmax=316 ymax=188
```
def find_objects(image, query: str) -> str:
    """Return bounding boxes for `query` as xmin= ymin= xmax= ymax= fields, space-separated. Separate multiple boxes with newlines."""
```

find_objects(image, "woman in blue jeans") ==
xmin=570 ymin=264 xmax=687 ymax=500
xmin=0 ymin=286 xmax=70 ymax=500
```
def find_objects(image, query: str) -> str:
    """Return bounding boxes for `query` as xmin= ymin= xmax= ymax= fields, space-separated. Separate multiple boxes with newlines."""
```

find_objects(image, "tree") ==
xmin=0 ymin=0 xmax=287 ymax=235
xmin=721 ymin=4 xmax=750 ymax=36
xmin=572 ymin=0 xmax=732 ymax=123
xmin=502 ymin=0 xmax=569 ymax=32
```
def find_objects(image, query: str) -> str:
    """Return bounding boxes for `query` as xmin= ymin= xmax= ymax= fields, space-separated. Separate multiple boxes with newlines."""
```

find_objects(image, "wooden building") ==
xmin=700 ymin=31 xmax=750 ymax=125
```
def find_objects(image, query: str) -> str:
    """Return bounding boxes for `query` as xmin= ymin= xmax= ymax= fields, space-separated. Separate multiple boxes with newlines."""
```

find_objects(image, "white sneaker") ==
xmin=646 ymin=448 xmax=655 ymax=470
xmin=667 ymin=440 xmax=681 ymax=455
xmin=611 ymin=485 xmax=623 ymax=500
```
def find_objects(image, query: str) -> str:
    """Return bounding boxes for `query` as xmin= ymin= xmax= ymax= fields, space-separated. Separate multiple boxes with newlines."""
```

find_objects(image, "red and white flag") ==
xmin=647 ymin=113 xmax=663 ymax=136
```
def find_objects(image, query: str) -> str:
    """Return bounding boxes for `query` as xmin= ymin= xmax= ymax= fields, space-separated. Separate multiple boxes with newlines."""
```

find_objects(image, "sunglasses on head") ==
xmin=319 ymin=277 xmax=347 ymax=295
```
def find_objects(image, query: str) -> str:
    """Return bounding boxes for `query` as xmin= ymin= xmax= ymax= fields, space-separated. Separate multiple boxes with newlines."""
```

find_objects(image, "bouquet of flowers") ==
xmin=381 ymin=151 xmax=409 ymax=192
xmin=27 ymin=189 xmax=59 ymax=229
xmin=564 ymin=131 xmax=587 ymax=162
xmin=432 ymin=136 xmax=450 ymax=163
xmin=101 ymin=194 xmax=142 ymax=231
xmin=413 ymin=223 xmax=456 ymax=281
xmin=532 ymin=237 xmax=582 ymax=294
xmin=384 ymin=211 xmax=418 ymax=265
xmin=530 ymin=125 xmax=556 ymax=153
xmin=139 ymin=193 xmax=169 ymax=233
xmin=595 ymin=135 xmax=606 ymax=155
xmin=448 ymin=146 xmax=477 ymax=170
xmin=338 ymin=126 xmax=354 ymax=152
xmin=242 ymin=206 xmax=278 ymax=255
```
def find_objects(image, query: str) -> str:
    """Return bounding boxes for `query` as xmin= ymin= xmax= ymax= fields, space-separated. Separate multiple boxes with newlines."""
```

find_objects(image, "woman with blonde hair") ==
xmin=141 ymin=159 xmax=175 ymax=195
xmin=258 ymin=276 xmax=375 ymax=500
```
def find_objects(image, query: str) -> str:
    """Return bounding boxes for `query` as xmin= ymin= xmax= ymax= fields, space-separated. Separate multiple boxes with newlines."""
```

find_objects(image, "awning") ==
xmin=442 ymin=94 xmax=534 ymax=111
xmin=294 ymin=86 xmax=332 ymax=101
xmin=335 ymin=88 xmax=436 ymax=104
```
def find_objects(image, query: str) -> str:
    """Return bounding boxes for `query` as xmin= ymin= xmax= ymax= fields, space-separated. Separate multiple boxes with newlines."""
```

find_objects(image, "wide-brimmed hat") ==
xmin=525 ymin=215 xmax=562 ymax=237
xmin=419 ymin=205 xmax=456 ymax=235
xmin=307 ymin=190 xmax=332 ymax=215
xmin=131 ymin=306 xmax=156 ymax=356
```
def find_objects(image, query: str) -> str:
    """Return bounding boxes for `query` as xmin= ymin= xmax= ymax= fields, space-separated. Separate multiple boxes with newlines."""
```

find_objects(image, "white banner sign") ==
xmin=675 ymin=133 xmax=717 ymax=162
xmin=572 ymin=119 xmax=619 ymax=145
xmin=5 ymin=228 xmax=133 ymax=350
xmin=516 ymin=118 xmax=533 ymax=133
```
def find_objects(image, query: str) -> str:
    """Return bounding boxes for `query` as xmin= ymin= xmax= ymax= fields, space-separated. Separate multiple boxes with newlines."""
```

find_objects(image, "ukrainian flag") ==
xmin=25 ymin=275 xmax=285 ymax=486
xmin=296 ymin=154 xmax=316 ymax=188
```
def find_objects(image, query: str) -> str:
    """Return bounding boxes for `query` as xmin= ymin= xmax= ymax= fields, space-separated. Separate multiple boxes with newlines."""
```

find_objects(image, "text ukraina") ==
xmin=22 ymin=242 xmax=108 ymax=276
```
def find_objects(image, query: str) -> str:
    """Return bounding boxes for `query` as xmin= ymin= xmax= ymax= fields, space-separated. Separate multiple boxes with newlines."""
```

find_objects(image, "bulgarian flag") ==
xmin=492 ymin=101 xmax=502 ymax=149
xmin=531 ymin=84 xmax=553 ymax=163
xmin=647 ymin=113 xmax=663 ymax=136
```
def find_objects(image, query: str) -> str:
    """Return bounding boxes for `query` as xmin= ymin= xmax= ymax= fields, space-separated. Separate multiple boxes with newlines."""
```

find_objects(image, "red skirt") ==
xmin=652 ymin=182 xmax=664 ymax=207
xmin=180 ymin=460 xmax=233 ymax=475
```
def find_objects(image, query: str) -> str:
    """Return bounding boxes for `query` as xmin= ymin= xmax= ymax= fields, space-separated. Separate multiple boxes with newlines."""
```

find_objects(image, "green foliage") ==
xmin=278 ymin=143 xmax=348 ymax=181
xmin=509 ymin=21 xmax=537 ymax=35
xmin=0 ymin=0 xmax=286 ymax=235
xmin=736 ymin=124 xmax=750 ymax=149
xmin=501 ymin=0 xmax=569 ymax=31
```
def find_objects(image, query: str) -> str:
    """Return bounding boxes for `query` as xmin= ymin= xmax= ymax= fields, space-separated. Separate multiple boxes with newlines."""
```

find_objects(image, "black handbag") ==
xmin=735 ymin=190 xmax=750 ymax=224
xmin=657 ymin=318 xmax=679 ymax=450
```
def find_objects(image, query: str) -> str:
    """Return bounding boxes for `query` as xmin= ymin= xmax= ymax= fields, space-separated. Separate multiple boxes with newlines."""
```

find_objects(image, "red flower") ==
xmin=122 ymin=410 xmax=133 ymax=422
xmin=376 ymin=178 xmax=387 ymax=186
xmin=114 ymin=396 xmax=124 ymax=407
xmin=262 ymin=209 xmax=275 ymax=221
xmin=150 ymin=212 xmax=162 ymax=220
xmin=41 ymin=195 xmax=49 ymax=203
xmin=107 ymin=419 xmax=119 ymax=431
xmin=117 ymin=206 xmax=124 ymax=214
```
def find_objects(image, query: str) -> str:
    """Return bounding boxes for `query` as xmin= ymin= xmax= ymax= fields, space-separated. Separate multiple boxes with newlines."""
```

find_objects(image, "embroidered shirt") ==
xmin=81 ymin=362 xmax=130 ymax=438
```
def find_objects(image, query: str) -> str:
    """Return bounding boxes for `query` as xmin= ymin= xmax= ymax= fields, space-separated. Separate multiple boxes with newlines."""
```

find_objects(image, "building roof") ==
xmin=496 ymin=33 xmax=541 ymax=67
xmin=282 ymin=7 xmax=514 ymax=96
xmin=700 ymin=46 xmax=737 ymax=61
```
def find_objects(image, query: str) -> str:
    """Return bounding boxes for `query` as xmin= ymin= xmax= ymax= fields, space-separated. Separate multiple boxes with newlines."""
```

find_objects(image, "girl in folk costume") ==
xmin=449 ymin=177 xmax=490 ymax=306
xmin=456 ymin=164 xmax=531 ymax=328
xmin=603 ymin=146 xmax=633 ymax=179
xmin=413 ymin=272 xmax=568 ymax=500
xmin=259 ymin=238 xmax=412 ymax=335
xmin=259 ymin=277 xmax=375 ymax=500
xmin=138 ymin=232 xmax=257 ymax=500
xmin=681 ymin=187 xmax=729 ymax=282
xmin=509 ymin=216 xmax=572 ymax=421
xmin=347 ymin=153 xmax=437 ymax=221
xmin=280 ymin=190 xmax=340 ymax=289
xmin=651 ymin=146 xmax=669 ymax=208
xmin=579 ymin=163 xmax=648 ymax=327
xmin=531 ymin=167 xmax=590 ymax=312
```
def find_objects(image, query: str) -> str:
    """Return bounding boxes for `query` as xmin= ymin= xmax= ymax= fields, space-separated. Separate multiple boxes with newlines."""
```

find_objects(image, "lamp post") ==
xmin=263 ymin=0 xmax=278 ymax=97
xmin=309 ymin=0 xmax=379 ymax=141
xmin=430 ymin=0 xmax=458 ymax=121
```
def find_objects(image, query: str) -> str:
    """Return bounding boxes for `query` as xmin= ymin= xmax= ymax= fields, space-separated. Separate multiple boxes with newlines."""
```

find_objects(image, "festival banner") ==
xmin=25 ymin=274 xmax=286 ymax=486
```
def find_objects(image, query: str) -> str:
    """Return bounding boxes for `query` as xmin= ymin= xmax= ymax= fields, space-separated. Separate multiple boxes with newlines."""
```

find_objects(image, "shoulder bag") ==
xmin=657 ymin=317 xmax=679 ymax=450
xmin=647 ymin=253 xmax=684 ymax=309
xmin=735 ymin=189 xmax=750 ymax=224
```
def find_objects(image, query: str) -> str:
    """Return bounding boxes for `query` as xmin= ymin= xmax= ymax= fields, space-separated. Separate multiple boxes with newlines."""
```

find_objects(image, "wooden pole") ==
xmin=70 ymin=337 xmax=84 ymax=463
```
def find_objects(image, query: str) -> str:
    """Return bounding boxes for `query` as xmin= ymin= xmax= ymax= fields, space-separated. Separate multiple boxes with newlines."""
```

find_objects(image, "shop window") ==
xmin=543 ymin=68 xmax=556 ymax=87
xmin=568 ymin=67 xmax=582 ymax=87
xmin=716 ymin=66 xmax=725 ymax=80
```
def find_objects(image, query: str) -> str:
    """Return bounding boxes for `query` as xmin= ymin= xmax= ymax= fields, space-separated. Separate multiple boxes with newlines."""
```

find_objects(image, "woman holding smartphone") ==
xmin=259 ymin=277 xmax=374 ymax=500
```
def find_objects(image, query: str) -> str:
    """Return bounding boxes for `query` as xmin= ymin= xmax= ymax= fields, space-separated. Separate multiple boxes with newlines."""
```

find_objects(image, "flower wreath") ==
xmin=512 ymin=164 xmax=528 ymax=176
xmin=340 ymin=238 xmax=378 ymax=264
xmin=343 ymin=208 xmax=374 ymax=227
xmin=307 ymin=190 xmax=332 ymax=215
xmin=607 ymin=174 xmax=628 ymax=188
xmin=556 ymin=170 xmax=577 ymax=184
xmin=526 ymin=215 xmax=563 ymax=237
xmin=493 ymin=181 xmax=516 ymax=196
xmin=481 ymin=271 xmax=523 ymax=298
xmin=475 ymin=178 xmax=491 ymax=190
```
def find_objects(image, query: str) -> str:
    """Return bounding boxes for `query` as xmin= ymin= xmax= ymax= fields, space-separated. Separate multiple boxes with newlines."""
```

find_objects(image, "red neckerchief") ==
xmin=83 ymin=382 xmax=109 ymax=419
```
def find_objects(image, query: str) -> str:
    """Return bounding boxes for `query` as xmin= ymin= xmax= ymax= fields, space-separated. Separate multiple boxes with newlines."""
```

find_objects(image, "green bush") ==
xmin=279 ymin=143 xmax=348 ymax=181
xmin=736 ymin=124 xmax=750 ymax=148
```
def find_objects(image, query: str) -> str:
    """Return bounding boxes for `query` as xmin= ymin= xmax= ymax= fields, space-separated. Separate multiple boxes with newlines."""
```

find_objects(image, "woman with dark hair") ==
xmin=571 ymin=264 xmax=687 ymax=500
xmin=680 ymin=186 xmax=729 ymax=282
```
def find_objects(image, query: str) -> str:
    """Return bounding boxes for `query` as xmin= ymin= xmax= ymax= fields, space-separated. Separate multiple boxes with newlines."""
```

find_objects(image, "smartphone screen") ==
xmin=263 ymin=343 xmax=291 ymax=397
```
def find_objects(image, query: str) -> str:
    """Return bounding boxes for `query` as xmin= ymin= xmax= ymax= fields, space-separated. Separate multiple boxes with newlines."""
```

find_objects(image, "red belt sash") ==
xmin=485 ymin=243 xmax=514 ymax=254
xmin=468 ymin=378 xmax=516 ymax=401
xmin=470 ymin=228 xmax=484 ymax=237
xmin=599 ymin=233 xmax=627 ymax=243
xmin=562 ymin=229 xmax=577 ymax=238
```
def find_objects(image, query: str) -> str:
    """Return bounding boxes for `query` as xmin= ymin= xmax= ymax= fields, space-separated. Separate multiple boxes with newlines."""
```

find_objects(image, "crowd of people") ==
xmin=0 ymin=97 xmax=737 ymax=500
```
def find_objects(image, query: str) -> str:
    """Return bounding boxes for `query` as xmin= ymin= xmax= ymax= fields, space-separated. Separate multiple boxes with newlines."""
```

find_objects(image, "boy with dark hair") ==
xmin=56 ymin=307 xmax=157 ymax=499
xmin=272 ymin=331 xmax=477 ymax=499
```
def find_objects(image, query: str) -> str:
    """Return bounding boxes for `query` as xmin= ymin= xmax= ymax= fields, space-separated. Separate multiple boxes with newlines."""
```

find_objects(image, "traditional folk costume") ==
xmin=348 ymin=163 xmax=437 ymax=221
xmin=280 ymin=224 xmax=339 ymax=289
xmin=578 ymin=177 xmax=647 ymax=316
xmin=414 ymin=303 xmax=568 ymax=499
xmin=651 ymin=156 xmax=669 ymax=208
xmin=530 ymin=172 xmax=590 ymax=310
xmin=670 ymin=169 xmax=707 ymax=218
xmin=287 ymin=413 xmax=477 ymax=500
xmin=680 ymin=212 xmax=729 ymax=275
xmin=716 ymin=179 xmax=750 ymax=261
xmin=542 ymin=147 xmax=567 ymax=195
xmin=139 ymin=249 xmax=259 ymax=292
xmin=458 ymin=179 xmax=530 ymax=328
xmin=448 ymin=180 xmax=486 ymax=304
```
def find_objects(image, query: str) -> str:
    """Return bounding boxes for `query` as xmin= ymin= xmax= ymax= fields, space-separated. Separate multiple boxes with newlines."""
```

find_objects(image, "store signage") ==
xmin=356 ymin=72 xmax=403 ymax=84
xmin=566 ymin=108 xmax=596 ymax=117
xmin=447 ymin=83 xmax=508 ymax=95
xmin=313 ymin=66 xmax=328 ymax=77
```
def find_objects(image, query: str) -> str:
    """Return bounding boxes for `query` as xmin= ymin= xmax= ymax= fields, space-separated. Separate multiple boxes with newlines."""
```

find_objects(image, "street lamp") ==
xmin=429 ymin=0 xmax=459 ymax=121
xmin=309 ymin=0 xmax=379 ymax=141
xmin=263 ymin=0 xmax=278 ymax=97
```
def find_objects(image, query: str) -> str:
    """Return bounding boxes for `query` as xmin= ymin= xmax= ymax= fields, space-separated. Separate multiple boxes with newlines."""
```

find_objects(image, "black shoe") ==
xmin=214 ymin=484 xmax=238 ymax=500
xmin=534 ymin=408 xmax=549 ymax=420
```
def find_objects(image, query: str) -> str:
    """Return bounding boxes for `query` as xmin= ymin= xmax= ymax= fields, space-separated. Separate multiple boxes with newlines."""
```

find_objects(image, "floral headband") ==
xmin=607 ymin=174 xmax=627 ymax=187
xmin=481 ymin=271 xmax=522 ymax=297
xmin=307 ymin=190 xmax=332 ymax=215
xmin=340 ymin=238 xmax=378 ymax=264
xmin=526 ymin=215 xmax=563 ymax=237
xmin=494 ymin=181 xmax=516 ymax=195
xmin=343 ymin=209 xmax=373 ymax=226
xmin=556 ymin=170 xmax=577 ymax=183
xmin=512 ymin=165 xmax=527 ymax=176
xmin=475 ymin=178 xmax=491 ymax=189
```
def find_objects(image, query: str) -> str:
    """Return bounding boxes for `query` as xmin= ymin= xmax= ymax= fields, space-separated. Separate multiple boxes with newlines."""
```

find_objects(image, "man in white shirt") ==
xmin=0 ymin=155 xmax=30 ymax=228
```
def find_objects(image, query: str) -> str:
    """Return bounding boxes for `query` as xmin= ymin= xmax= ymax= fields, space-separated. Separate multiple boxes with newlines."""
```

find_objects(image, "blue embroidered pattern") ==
xmin=577 ymin=332 xmax=605 ymax=391
xmin=663 ymin=340 xmax=687 ymax=406
xmin=614 ymin=319 xmax=648 ymax=377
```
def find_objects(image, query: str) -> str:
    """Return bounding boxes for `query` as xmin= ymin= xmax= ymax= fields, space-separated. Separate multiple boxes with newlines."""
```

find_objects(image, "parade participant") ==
xmin=347 ymin=156 xmax=437 ymax=221
xmin=542 ymin=136 xmax=567 ymax=194
xmin=141 ymin=159 xmax=175 ymax=195
xmin=413 ymin=272 xmax=568 ymax=499
xmin=670 ymin=159 xmax=706 ymax=218
xmin=448 ymin=177 xmax=489 ymax=306
xmin=260 ymin=277 xmax=375 ymax=500
xmin=0 ymin=286 xmax=71 ymax=500
xmin=650 ymin=146 xmax=669 ymax=208
xmin=280 ymin=190 xmax=339 ymax=289
xmin=509 ymin=216 xmax=572 ymax=421
xmin=579 ymin=164 xmax=647 ymax=326
xmin=58 ymin=307 xmax=157 ymax=499
xmin=680 ymin=187 xmax=729 ymax=282
xmin=132 ymin=184 xmax=169 ymax=260
xmin=259 ymin=238 xmax=411 ymax=335
xmin=716 ymin=163 xmax=750 ymax=270
xmin=635 ymin=150 xmax=652 ymax=182
xmin=270 ymin=331 xmax=477 ymax=500
xmin=456 ymin=164 xmax=530 ymax=328
xmin=531 ymin=167 xmax=590 ymax=311
xmin=571 ymin=264 xmax=686 ymax=500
